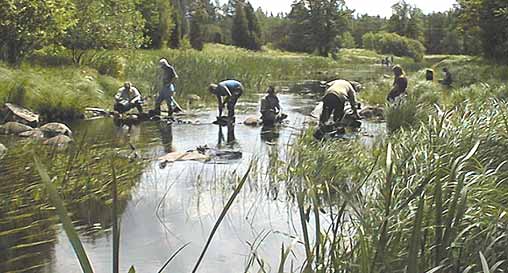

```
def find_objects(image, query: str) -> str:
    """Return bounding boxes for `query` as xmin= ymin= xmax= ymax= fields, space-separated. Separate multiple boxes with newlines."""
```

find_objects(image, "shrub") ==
xmin=362 ymin=31 xmax=426 ymax=61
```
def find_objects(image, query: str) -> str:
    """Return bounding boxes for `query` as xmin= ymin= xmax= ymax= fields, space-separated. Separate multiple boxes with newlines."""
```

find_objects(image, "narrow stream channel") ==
xmin=0 ymin=93 xmax=385 ymax=273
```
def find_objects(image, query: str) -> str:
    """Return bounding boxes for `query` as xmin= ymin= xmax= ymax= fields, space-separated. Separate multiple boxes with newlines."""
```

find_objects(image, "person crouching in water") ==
xmin=260 ymin=86 xmax=281 ymax=126
xmin=208 ymin=80 xmax=244 ymax=121
xmin=154 ymin=58 xmax=178 ymax=116
xmin=387 ymin=65 xmax=408 ymax=102
xmin=320 ymin=79 xmax=361 ymax=126
xmin=114 ymin=82 xmax=143 ymax=114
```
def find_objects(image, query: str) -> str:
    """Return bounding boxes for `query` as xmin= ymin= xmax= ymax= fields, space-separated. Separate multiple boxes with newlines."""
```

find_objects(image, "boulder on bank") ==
xmin=0 ymin=143 xmax=7 ymax=160
xmin=19 ymin=129 xmax=45 ymax=139
xmin=43 ymin=135 xmax=73 ymax=146
xmin=40 ymin=122 xmax=72 ymax=137
xmin=0 ymin=122 xmax=33 ymax=135
xmin=187 ymin=94 xmax=201 ymax=104
xmin=1 ymin=103 xmax=40 ymax=127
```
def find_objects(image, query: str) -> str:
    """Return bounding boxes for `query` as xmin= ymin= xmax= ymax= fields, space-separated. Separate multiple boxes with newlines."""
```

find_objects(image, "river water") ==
xmin=0 ymin=93 xmax=385 ymax=273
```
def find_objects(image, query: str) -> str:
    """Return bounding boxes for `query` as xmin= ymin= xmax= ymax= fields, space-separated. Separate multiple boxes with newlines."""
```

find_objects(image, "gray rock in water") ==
xmin=0 ymin=143 xmax=7 ymax=160
xmin=359 ymin=106 xmax=384 ymax=120
xmin=244 ymin=116 xmax=260 ymax=126
xmin=40 ymin=122 xmax=72 ymax=137
xmin=0 ymin=122 xmax=33 ymax=135
xmin=19 ymin=129 xmax=45 ymax=139
xmin=43 ymin=135 xmax=73 ymax=146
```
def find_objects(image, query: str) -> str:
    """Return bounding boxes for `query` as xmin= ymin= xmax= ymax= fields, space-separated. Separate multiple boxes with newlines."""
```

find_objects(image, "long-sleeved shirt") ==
xmin=161 ymin=64 xmax=178 ymax=85
xmin=260 ymin=94 xmax=280 ymax=113
xmin=324 ymin=80 xmax=358 ymax=109
xmin=115 ymin=87 xmax=142 ymax=102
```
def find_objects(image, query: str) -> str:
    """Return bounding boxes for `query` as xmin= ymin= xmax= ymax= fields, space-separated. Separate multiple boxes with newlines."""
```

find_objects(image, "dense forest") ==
xmin=1 ymin=0 xmax=507 ymax=63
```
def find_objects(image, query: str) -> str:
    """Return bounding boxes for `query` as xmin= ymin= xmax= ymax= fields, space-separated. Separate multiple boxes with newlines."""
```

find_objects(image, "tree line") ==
xmin=0 ymin=0 xmax=507 ymax=64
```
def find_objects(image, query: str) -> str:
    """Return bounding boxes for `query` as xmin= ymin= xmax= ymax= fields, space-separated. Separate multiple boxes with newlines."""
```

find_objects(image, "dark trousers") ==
xmin=226 ymin=95 xmax=240 ymax=118
xmin=114 ymin=101 xmax=143 ymax=113
xmin=320 ymin=94 xmax=344 ymax=125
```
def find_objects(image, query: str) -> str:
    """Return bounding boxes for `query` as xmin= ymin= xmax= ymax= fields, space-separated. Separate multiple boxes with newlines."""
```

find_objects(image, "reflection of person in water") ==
xmin=218 ymin=122 xmax=237 ymax=147
xmin=158 ymin=122 xmax=174 ymax=153
xmin=261 ymin=125 xmax=280 ymax=143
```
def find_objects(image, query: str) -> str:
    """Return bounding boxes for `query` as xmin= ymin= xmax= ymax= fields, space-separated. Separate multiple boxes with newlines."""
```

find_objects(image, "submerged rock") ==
xmin=359 ymin=106 xmax=384 ymax=120
xmin=43 ymin=135 xmax=73 ymax=146
xmin=40 ymin=122 xmax=72 ymax=137
xmin=244 ymin=116 xmax=260 ymax=126
xmin=0 ymin=122 xmax=33 ymax=135
xmin=0 ymin=143 xmax=7 ymax=160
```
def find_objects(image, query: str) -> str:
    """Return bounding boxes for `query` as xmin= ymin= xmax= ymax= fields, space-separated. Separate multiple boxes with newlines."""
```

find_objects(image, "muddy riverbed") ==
xmin=0 ymin=93 xmax=385 ymax=273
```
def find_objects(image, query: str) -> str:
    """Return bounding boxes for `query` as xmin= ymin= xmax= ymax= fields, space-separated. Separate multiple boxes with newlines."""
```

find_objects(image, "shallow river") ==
xmin=0 ymin=93 xmax=385 ymax=273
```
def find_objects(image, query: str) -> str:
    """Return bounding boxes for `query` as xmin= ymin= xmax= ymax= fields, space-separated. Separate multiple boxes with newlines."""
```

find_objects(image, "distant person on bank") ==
xmin=114 ymin=82 xmax=143 ymax=113
xmin=439 ymin=67 xmax=453 ymax=87
xmin=387 ymin=65 xmax=408 ymax=102
xmin=208 ymin=80 xmax=244 ymax=120
xmin=319 ymin=79 xmax=362 ymax=126
xmin=154 ymin=58 xmax=179 ymax=116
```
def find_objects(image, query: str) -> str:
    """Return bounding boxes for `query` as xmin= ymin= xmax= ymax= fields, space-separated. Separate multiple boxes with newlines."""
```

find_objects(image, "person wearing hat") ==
xmin=114 ymin=82 xmax=143 ymax=113
xmin=319 ymin=79 xmax=362 ymax=126
xmin=154 ymin=58 xmax=179 ymax=115
xmin=208 ymin=80 xmax=244 ymax=120
xmin=260 ymin=86 xmax=282 ymax=125
xmin=387 ymin=65 xmax=408 ymax=102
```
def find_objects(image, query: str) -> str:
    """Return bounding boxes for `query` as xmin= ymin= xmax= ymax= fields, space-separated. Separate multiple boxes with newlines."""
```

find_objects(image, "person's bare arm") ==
xmin=217 ymin=95 xmax=224 ymax=116
xmin=348 ymin=89 xmax=360 ymax=118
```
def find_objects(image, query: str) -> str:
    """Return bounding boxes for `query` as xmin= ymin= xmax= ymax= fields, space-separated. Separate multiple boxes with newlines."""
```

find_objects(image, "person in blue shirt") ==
xmin=208 ymin=80 xmax=244 ymax=119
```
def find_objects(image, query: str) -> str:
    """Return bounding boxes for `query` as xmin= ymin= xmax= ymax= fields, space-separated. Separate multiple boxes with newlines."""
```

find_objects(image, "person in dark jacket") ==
xmin=439 ymin=67 xmax=453 ymax=87
xmin=154 ymin=58 xmax=179 ymax=115
xmin=260 ymin=86 xmax=282 ymax=125
xmin=387 ymin=65 xmax=408 ymax=102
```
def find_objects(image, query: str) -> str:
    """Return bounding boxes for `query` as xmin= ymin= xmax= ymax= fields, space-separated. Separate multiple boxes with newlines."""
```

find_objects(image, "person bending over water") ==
xmin=320 ymin=79 xmax=362 ymax=126
xmin=208 ymin=80 xmax=244 ymax=121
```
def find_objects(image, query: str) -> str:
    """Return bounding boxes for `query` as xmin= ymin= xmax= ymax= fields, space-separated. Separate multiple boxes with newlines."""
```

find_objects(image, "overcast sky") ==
xmin=231 ymin=0 xmax=458 ymax=17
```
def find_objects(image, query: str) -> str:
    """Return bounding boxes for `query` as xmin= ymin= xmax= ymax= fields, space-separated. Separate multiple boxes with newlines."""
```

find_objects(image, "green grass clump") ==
xmin=279 ymin=100 xmax=508 ymax=272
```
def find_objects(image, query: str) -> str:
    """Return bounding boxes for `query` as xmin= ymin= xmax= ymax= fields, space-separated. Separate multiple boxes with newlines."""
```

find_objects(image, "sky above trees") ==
xmin=237 ymin=0 xmax=458 ymax=17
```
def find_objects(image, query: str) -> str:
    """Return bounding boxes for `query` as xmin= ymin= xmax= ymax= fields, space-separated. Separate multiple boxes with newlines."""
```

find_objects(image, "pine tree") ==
xmin=189 ymin=1 xmax=207 ymax=50
xmin=169 ymin=9 xmax=182 ymax=48
xmin=231 ymin=1 xmax=250 ymax=48
xmin=245 ymin=2 xmax=263 ymax=50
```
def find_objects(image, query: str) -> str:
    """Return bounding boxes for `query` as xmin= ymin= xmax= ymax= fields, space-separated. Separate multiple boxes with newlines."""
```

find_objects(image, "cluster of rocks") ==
xmin=0 ymin=103 xmax=73 ymax=148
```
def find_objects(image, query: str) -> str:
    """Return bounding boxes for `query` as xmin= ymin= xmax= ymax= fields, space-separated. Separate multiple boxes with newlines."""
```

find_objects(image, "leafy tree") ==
xmin=138 ymin=0 xmax=175 ymax=48
xmin=387 ymin=0 xmax=425 ymax=43
xmin=0 ymin=0 xmax=76 ymax=64
xmin=287 ymin=0 xmax=311 ymax=52
xmin=231 ymin=1 xmax=250 ymax=48
xmin=64 ymin=0 xmax=145 ymax=63
xmin=478 ymin=0 xmax=508 ymax=62
xmin=363 ymin=31 xmax=425 ymax=61
xmin=189 ymin=1 xmax=208 ymax=50
xmin=169 ymin=9 xmax=182 ymax=48
xmin=351 ymin=14 xmax=387 ymax=47
xmin=338 ymin=32 xmax=356 ymax=48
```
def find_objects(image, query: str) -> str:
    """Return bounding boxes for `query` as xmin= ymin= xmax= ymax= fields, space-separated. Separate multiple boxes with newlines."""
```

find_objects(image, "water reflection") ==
xmin=217 ymin=122 xmax=237 ymax=148
xmin=260 ymin=124 xmax=280 ymax=144
xmin=158 ymin=122 xmax=174 ymax=153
